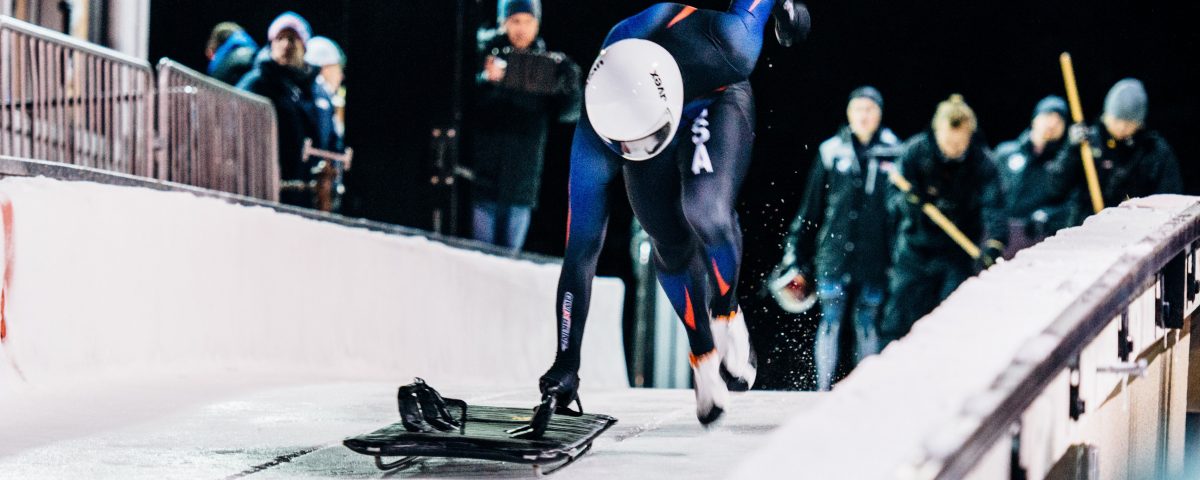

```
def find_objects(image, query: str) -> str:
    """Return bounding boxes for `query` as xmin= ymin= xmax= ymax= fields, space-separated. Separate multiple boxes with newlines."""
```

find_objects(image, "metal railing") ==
xmin=156 ymin=59 xmax=278 ymax=202
xmin=0 ymin=16 xmax=155 ymax=177
xmin=1 ymin=16 xmax=281 ymax=202
xmin=923 ymin=199 xmax=1200 ymax=479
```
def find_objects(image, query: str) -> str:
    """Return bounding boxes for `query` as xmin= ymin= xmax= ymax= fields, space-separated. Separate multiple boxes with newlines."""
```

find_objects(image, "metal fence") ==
xmin=156 ymin=59 xmax=278 ymax=202
xmin=0 ymin=16 xmax=156 ymax=178
xmin=1 ymin=16 xmax=280 ymax=202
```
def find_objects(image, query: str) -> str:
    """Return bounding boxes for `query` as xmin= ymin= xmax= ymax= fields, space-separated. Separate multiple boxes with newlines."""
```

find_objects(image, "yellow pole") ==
xmin=1059 ymin=53 xmax=1105 ymax=214
xmin=888 ymin=170 xmax=981 ymax=260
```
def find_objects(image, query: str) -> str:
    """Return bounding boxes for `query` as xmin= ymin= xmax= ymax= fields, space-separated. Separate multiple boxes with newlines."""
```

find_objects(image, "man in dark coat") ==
xmin=1058 ymin=78 xmax=1182 ymax=225
xmin=237 ymin=12 xmax=338 ymax=208
xmin=775 ymin=86 xmax=902 ymax=390
xmin=992 ymin=95 xmax=1071 ymax=257
xmin=470 ymin=0 xmax=581 ymax=249
xmin=882 ymin=95 xmax=1007 ymax=345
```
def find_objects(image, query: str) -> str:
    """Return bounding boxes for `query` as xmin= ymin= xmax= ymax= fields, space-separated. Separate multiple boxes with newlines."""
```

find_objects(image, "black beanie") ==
xmin=1031 ymin=95 xmax=1068 ymax=121
xmin=499 ymin=0 xmax=541 ymax=22
xmin=848 ymin=86 xmax=884 ymax=111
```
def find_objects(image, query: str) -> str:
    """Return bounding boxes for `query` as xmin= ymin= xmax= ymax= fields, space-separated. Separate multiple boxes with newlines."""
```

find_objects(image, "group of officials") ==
xmin=774 ymin=80 xmax=1180 ymax=390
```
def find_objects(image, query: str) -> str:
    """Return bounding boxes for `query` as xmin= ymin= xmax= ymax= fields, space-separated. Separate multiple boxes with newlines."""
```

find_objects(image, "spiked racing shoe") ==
xmin=711 ymin=309 xmax=758 ymax=391
xmin=773 ymin=0 xmax=811 ymax=47
xmin=691 ymin=350 xmax=730 ymax=426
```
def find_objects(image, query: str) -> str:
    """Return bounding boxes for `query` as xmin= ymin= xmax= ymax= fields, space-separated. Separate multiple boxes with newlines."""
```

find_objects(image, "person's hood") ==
xmin=207 ymin=30 xmax=258 ymax=76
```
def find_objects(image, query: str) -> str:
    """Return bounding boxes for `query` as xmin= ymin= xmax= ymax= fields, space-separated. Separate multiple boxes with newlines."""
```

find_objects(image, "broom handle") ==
xmin=1060 ymin=53 xmax=1105 ymax=214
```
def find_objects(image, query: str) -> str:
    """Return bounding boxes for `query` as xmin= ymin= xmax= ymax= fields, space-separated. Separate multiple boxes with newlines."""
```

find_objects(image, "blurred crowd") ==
xmin=773 ymin=81 xmax=1180 ymax=390
xmin=205 ymin=12 xmax=348 ymax=209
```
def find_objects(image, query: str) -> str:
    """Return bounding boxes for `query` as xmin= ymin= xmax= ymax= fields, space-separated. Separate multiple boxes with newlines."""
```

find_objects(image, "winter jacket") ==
xmin=236 ymin=56 xmax=338 ymax=187
xmin=780 ymin=126 xmax=903 ymax=287
xmin=470 ymin=31 xmax=581 ymax=208
xmin=992 ymin=130 xmax=1072 ymax=232
xmin=208 ymin=30 xmax=258 ymax=86
xmin=1056 ymin=123 xmax=1182 ymax=225
xmin=890 ymin=131 xmax=1007 ymax=265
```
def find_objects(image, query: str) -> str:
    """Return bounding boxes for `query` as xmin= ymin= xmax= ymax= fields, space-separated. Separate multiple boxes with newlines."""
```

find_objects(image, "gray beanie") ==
xmin=1104 ymin=78 xmax=1148 ymax=123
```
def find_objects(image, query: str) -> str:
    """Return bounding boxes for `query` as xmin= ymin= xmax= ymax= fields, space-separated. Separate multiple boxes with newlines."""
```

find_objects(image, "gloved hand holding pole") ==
xmin=1059 ymin=52 xmax=1105 ymax=214
xmin=888 ymin=169 xmax=982 ymax=260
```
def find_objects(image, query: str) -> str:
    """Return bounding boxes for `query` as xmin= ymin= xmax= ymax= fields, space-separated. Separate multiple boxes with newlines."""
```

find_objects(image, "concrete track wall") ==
xmin=0 ymin=177 xmax=628 ymax=396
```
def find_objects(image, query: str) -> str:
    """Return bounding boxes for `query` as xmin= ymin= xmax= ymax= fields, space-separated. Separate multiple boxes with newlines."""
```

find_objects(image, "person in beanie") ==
xmin=1058 ymin=78 xmax=1182 ymax=224
xmin=470 ymin=0 xmax=581 ymax=249
xmin=774 ymin=86 xmax=902 ymax=391
xmin=991 ymin=95 xmax=1071 ymax=257
xmin=237 ymin=12 xmax=338 ymax=208
xmin=205 ymin=22 xmax=258 ymax=85
xmin=881 ymin=95 xmax=1007 ymax=345
xmin=305 ymin=36 xmax=348 ymax=145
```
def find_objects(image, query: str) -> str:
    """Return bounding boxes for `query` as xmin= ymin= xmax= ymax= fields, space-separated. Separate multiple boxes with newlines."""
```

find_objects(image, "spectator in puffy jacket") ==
xmin=237 ymin=12 xmax=338 ymax=208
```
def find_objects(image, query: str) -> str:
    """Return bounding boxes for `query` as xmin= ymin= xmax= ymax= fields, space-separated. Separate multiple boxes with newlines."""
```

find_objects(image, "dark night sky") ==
xmin=150 ymin=0 xmax=1200 ymax=389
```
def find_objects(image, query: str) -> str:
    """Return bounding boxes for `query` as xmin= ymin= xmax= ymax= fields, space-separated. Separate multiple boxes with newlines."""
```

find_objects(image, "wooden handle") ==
xmin=1060 ymin=53 xmax=1105 ymax=214
xmin=888 ymin=170 xmax=982 ymax=259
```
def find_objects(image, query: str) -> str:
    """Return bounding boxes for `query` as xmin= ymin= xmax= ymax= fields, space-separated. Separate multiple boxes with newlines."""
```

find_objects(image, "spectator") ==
xmin=305 ymin=36 xmax=347 ymax=145
xmin=881 ymin=95 xmax=1006 ymax=344
xmin=469 ymin=0 xmax=581 ymax=249
xmin=237 ymin=12 xmax=338 ymax=208
xmin=1059 ymin=78 xmax=1182 ymax=224
xmin=774 ymin=86 xmax=902 ymax=391
xmin=305 ymin=36 xmax=349 ymax=212
xmin=992 ymin=96 xmax=1071 ymax=257
xmin=205 ymin=22 xmax=258 ymax=86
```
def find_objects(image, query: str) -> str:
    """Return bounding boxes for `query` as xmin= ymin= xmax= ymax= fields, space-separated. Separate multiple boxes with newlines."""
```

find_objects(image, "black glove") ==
xmin=976 ymin=240 xmax=1005 ymax=271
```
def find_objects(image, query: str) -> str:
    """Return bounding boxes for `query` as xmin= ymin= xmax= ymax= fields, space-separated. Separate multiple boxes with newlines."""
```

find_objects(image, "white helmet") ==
xmin=585 ymin=39 xmax=684 ymax=161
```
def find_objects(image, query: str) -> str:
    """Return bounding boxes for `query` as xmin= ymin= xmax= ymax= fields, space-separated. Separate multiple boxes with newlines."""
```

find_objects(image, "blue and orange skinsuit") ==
xmin=549 ymin=1 xmax=774 ymax=380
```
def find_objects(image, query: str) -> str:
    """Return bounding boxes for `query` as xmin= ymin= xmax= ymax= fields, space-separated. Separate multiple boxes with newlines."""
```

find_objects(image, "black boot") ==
xmin=773 ymin=0 xmax=811 ymax=47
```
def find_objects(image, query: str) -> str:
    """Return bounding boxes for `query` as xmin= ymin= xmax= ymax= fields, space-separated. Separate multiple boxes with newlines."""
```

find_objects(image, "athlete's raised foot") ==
xmin=773 ymin=0 xmax=811 ymax=48
xmin=691 ymin=350 xmax=730 ymax=426
xmin=712 ymin=309 xmax=757 ymax=392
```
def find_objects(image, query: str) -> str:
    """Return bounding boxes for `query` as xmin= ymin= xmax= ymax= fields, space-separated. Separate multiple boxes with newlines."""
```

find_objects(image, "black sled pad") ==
xmin=344 ymin=400 xmax=616 ymax=473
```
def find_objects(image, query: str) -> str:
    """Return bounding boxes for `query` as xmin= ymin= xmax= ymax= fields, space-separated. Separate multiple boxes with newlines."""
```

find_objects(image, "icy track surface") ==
xmin=0 ymin=376 xmax=817 ymax=479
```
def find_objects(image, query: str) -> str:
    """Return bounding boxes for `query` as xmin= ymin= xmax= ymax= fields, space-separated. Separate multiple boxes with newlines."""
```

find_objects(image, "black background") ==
xmin=150 ymin=0 xmax=1200 ymax=390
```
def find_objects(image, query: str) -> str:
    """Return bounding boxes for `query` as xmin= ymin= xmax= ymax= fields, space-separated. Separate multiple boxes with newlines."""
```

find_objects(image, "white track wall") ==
xmin=0 ymin=177 xmax=628 ymax=395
